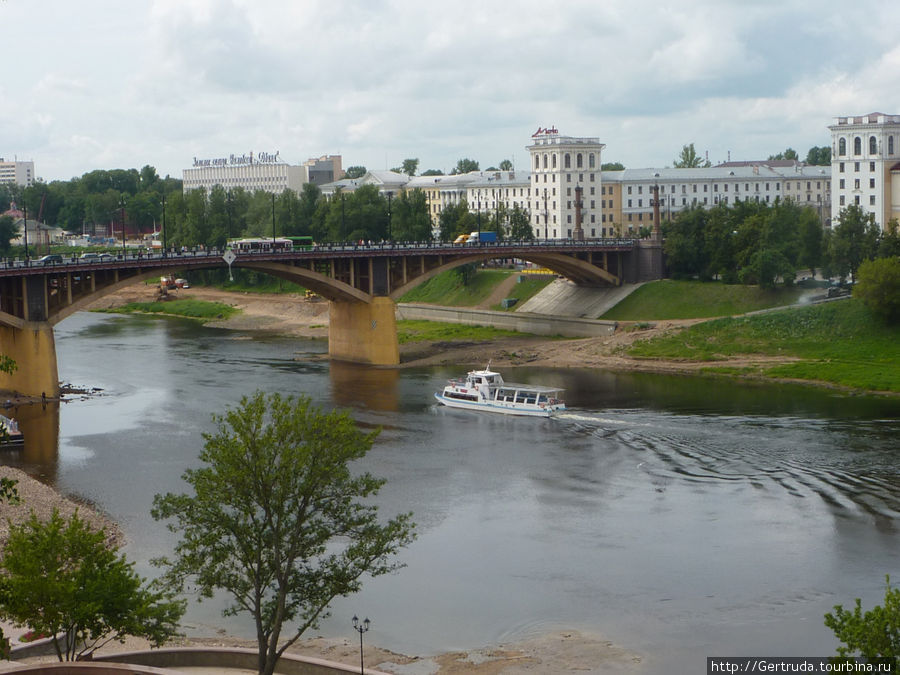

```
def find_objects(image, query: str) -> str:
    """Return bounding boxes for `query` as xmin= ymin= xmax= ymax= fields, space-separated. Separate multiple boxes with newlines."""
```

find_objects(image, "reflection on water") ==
xmin=330 ymin=361 xmax=399 ymax=412
xmin=1 ymin=401 xmax=59 ymax=479
xmin=2 ymin=311 xmax=899 ymax=674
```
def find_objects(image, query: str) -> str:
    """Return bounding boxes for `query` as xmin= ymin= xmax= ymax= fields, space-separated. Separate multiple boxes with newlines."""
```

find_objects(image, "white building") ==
xmin=0 ymin=158 xmax=35 ymax=187
xmin=182 ymin=152 xmax=342 ymax=195
xmin=829 ymin=112 xmax=900 ymax=229
xmin=527 ymin=128 xmax=605 ymax=239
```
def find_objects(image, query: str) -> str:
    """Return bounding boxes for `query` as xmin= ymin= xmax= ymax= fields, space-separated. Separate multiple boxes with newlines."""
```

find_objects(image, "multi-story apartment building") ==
xmin=183 ymin=152 xmax=342 ymax=194
xmin=0 ymin=158 xmax=35 ymax=187
xmin=527 ymin=128 xmax=605 ymax=239
xmin=599 ymin=164 xmax=831 ymax=232
xmin=829 ymin=112 xmax=900 ymax=229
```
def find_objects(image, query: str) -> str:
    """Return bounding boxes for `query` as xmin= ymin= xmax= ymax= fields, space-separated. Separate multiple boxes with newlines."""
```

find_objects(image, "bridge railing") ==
xmin=0 ymin=238 xmax=638 ymax=271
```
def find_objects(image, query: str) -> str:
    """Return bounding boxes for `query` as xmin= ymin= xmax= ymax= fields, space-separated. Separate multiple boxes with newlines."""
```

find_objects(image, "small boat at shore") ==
xmin=434 ymin=366 xmax=566 ymax=417
xmin=0 ymin=414 xmax=23 ymax=446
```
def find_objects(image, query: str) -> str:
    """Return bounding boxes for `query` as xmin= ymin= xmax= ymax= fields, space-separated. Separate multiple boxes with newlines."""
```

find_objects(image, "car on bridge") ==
xmin=36 ymin=254 xmax=63 ymax=265
xmin=79 ymin=252 xmax=116 ymax=261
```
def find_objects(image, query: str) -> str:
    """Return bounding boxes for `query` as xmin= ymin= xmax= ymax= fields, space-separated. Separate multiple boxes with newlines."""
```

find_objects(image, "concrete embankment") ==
xmin=396 ymin=304 xmax=617 ymax=337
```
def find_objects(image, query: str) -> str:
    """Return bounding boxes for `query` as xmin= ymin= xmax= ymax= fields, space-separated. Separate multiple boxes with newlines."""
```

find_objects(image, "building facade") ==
xmin=0 ymin=158 xmax=35 ymax=187
xmin=527 ymin=128 xmax=605 ymax=239
xmin=182 ymin=152 xmax=342 ymax=195
xmin=829 ymin=112 xmax=900 ymax=229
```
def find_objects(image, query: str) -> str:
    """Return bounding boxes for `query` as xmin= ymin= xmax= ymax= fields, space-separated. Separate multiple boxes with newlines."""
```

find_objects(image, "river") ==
xmin=3 ymin=311 xmax=900 ymax=673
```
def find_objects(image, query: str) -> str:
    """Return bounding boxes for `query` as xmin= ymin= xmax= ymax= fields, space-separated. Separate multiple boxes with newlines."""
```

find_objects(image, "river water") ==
xmin=4 ymin=311 xmax=900 ymax=673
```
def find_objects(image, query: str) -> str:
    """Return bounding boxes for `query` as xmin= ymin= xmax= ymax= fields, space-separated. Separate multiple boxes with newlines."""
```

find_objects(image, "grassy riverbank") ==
xmin=627 ymin=299 xmax=899 ymax=392
xmin=101 ymin=299 xmax=240 ymax=321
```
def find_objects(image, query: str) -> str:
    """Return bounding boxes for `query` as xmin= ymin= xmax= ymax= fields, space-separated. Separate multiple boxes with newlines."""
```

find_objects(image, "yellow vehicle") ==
xmin=453 ymin=234 xmax=470 ymax=244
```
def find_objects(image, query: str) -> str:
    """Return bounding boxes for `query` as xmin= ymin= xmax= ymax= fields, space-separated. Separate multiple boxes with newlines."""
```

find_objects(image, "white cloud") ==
xmin=1 ymin=0 xmax=898 ymax=181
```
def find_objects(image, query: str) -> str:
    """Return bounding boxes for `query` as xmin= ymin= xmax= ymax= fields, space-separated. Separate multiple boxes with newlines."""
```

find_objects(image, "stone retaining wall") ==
xmin=397 ymin=303 xmax=617 ymax=337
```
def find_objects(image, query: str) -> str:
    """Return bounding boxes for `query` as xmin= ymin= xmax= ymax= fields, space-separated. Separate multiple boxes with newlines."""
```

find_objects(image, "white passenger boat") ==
xmin=434 ymin=366 xmax=565 ymax=417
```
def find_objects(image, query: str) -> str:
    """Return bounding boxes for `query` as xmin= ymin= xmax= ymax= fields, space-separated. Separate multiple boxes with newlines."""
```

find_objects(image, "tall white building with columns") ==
xmin=829 ymin=112 xmax=900 ymax=230
xmin=526 ymin=128 xmax=605 ymax=239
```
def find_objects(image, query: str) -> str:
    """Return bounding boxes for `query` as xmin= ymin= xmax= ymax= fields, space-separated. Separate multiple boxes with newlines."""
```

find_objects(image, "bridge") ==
xmin=0 ymin=238 xmax=663 ymax=397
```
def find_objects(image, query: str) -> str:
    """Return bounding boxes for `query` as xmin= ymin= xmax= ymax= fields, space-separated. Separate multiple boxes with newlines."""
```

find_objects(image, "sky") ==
xmin=3 ymin=0 xmax=900 ymax=183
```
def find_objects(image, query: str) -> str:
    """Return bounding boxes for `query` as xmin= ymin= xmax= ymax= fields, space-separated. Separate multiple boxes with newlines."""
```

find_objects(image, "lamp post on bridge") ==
xmin=22 ymin=203 xmax=29 ymax=262
xmin=120 ymin=196 xmax=127 ymax=259
xmin=162 ymin=193 xmax=167 ymax=257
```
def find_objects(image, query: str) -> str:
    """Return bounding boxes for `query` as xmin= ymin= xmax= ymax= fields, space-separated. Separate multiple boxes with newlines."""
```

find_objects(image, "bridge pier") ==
xmin=0 ymin=323 xmax=59 ymax=399
xmin=328 ymin=297 xmax=399 ymax=366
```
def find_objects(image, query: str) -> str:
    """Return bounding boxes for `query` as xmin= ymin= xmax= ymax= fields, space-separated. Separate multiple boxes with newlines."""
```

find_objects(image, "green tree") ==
xmin=879 ymin=220 xmax=900 ymax=259
xmin=452 ymin=158 xmax=479 ymax=175
xmin=390 ymin=188 xmax=431 ymax=241
xmin=768 ymin=148 xmax=799 ymax=161
xmin=853 ymin=257 xmax=900 ymax=323
xmin=797 ymin=208 xmax=824 ymax=277
xmin=829 ymin=205 xmax=880 ymax=281
xmin=805 ymin=146 xmax=832 ymax=166
xmin=399 ymin=158 xmax=419 ymax=177
xmin=344 ymin=166 xmax=366 ymax=179
xmin=601 ymin=162 xmax=625 ymax=171
xmin=0 ymin=509 xmax=183 ymax=661
xmin=438 ymin=200 xmax=475 ymax=241
xmin=0 ymin=215 xmax=17 ymax=253
xmin=152 ymin=392 xmax=415 ymax=675
xmin=673 ymin=143 xmax=710 ymax=168
xmin=825 ymin=576 xmax=899 ymax=668
xmin=421 ymin=169 xmax=444 ymax=176
xmin=664 ymin=206 xmax=708 ymax=278
xmin=498 ymin=159 xmax=513 ymax=171
xmin=0 ymin=455 xmax=17 ymax=659
xmin=507 ymin=204 xmax=533 ymax=240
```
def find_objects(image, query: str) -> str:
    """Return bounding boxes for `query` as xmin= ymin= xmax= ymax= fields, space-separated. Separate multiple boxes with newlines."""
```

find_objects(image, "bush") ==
xmin=853 ymin=257 xmax=900 ymax=323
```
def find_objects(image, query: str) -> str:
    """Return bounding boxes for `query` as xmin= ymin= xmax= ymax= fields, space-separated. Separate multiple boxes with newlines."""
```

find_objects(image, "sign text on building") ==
xmin=532 ymin=126 xmax=559 ymax=137
xmin=192 ymin=151 xmax=281 ymax=168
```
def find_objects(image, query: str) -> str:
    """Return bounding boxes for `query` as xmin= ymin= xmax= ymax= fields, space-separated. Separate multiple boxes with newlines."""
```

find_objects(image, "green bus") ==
xmin=284 ymin=236 xmax=315 ymax=251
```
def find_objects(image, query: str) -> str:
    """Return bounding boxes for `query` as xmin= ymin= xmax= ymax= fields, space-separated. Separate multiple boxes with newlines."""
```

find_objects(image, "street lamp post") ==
xmin=542 ymin=190 xmax=549 ymax=240
xmin=272 ymin=193 xmax=276 ymax=245
xmin=120 ymin=197 xmax=127 ymax=258
xmin=386 ymin=191 xmax=393 ymax=242
xmin=22 ymin=203 xmax=29 ymax=262
xmin=162 ymin=193 xmax=167 ymax=257
xmin=352 ymin=615 xmax=370 ymax=674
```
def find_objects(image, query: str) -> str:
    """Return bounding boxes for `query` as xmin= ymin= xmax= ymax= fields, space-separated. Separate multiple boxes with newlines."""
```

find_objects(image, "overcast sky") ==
xmin=3 ymin=0 xmax=900 ymax=183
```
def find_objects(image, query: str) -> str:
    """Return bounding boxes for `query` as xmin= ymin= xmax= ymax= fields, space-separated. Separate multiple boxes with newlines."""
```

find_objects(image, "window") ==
xmin=870 ymin=161 xmax=875 ymax=172
xmin=839 ymin=179 xmax=845 ymax=189
xmin=854 ymin=179 xmax=860 ymax=189
xmin=855 ymin=195 xmax=860 ymax=205
xmin=870 ymin=195 xmax=876 ymax=205
xmin=840 ymin=162 xmax=845 ymax=172
xmin=870 ymin=136 xmax=877 ymax=154
xmin=576 ymin=153 xmax=583 ymax=168
xmin=564 ymin=153 xmax=570 ymax=169
xmin=703 ymin=184 xmax=708 ymax=192
xmin=589 ymin=153 xmax=595 ymax=168
xmin=628 ymin=199 xmax=632 ymax=207
xmin=638 ymin=186 xmax=643 ymax=194
xmin=870 ymin=178 xmax=875 ymax=188
xmin=567 ymin=174 xmax=572 ymax=182
xmin=552 ymin=154 xmax=557 ymax=169
xmin=543 ymin=154 xmax=548 ymax=169
xmin=839 ymin=138 xmax=847 ymax=155
xmin=854 ymin=137 xmax=862 ymax=155
xmin=807 ymin=181 xmax=811 ymax=190
xmin=534 ymin=156 xmax=540 ymax=170
xmin=638 ymin=199 xmax=642 ymax=207
xmin=890 ymin=137 xmax=895 ymax=155
xmin=855 ymin=162 xmax=860 ymax=172
xmin=567 ymin=187 xmax=571 ymax=196
xmin=840 ymin=195 xmax=845 ymax=206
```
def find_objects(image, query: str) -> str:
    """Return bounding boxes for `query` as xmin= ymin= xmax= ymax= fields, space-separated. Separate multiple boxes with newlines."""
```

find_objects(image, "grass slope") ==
xmin=628 ymin=299 xmax=899 ymax=392
xmin=601 ymin=280 xmax=807 ymax=320
xmin=399 ymin=269 xmax=511 ymax=306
